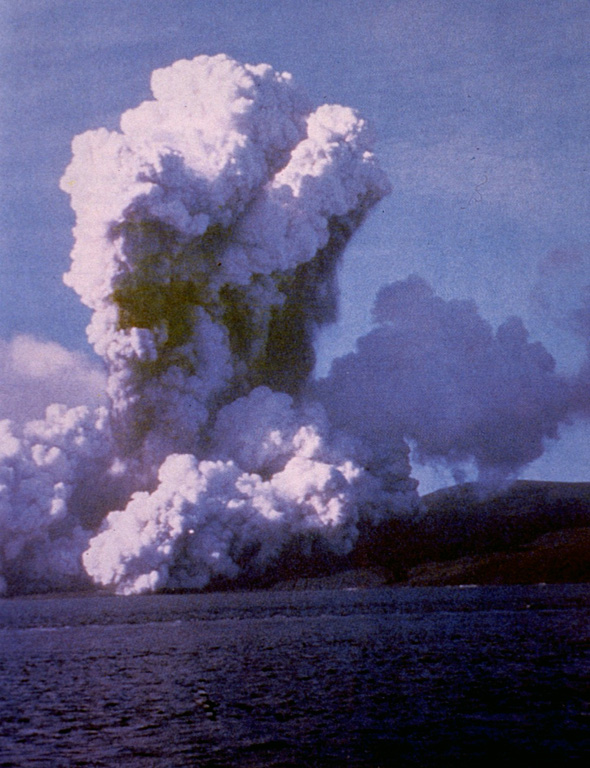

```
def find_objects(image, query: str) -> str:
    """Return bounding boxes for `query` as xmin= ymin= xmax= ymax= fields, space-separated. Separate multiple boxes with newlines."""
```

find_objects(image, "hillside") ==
xmin=348 ymin=480 xmax=590 ymax=586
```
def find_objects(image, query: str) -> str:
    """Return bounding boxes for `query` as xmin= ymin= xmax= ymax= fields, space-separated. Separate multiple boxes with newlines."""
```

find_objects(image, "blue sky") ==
xmin=1 ymin=0 xmax=589 ymax=488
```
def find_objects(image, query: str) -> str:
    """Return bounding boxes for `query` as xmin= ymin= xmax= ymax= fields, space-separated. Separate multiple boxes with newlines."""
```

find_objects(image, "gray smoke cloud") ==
xmin=316 ymin=275 xmax=576 ymax=487
xmin=1 ymin=54 xmax=588 ymax=596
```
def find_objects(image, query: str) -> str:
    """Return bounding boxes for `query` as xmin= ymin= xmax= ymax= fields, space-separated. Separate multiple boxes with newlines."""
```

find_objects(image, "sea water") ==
xmin=0 ymin=585 xmax=588 ymax=767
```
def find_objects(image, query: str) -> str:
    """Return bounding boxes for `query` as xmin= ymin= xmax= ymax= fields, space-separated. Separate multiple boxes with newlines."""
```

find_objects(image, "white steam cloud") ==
xmin=0 ymin=54 xmax=415 ymax=595
xmin=1 ymin=54 xmax=587 ymax=596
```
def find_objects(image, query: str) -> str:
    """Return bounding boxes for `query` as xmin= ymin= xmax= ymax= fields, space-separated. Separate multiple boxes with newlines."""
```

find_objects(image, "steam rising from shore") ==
xmin=1 ymin=55 xmax=587 ymax=595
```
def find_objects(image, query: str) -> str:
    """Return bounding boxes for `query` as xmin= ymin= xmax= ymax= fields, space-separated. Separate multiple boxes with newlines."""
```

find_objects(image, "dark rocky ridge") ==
xmin=269 ymin=481 xmax=590 ymax=590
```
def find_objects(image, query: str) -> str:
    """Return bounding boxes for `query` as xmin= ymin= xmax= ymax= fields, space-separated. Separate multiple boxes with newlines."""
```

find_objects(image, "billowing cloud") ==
xmin=0 ymin=404 xmax=113 ymax=595
xmin=0 ymin=54 xmax=416 ymax=596
xmin=59 ymin=54 xmax=391 ymax=463
xmin=316 ymin=275 xmax=572 ymax=486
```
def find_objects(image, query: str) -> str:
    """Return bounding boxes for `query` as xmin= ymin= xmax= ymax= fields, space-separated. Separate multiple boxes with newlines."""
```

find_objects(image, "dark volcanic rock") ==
xmin=405 ymin=526 xmax=590 ymax=586
xmin=418 ymin=480 xmax=590 ymax=558
xmin=350 ymin=480 xmax=590 ymax=586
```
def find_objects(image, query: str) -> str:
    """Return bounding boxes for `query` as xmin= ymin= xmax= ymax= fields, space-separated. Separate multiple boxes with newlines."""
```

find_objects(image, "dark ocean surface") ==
xmin=0 ymin=585 xmax=588 ymax=767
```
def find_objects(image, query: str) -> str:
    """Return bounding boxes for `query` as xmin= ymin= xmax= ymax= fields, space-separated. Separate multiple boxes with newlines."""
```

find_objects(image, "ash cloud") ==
xmin=316 ymin=275 xmax=575 ymax=487
xmin=1 ymin=54 xmax=587 ymax=596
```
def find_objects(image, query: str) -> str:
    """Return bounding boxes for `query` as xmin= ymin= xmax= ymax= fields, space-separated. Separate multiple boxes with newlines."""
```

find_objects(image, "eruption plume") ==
xmin=0 ymin=54 xmax=417 ymax=595
xmin=1 ymin=54 xmax=587 ymax=596
xmin=60 ymin=55 xmax=390 ymax=464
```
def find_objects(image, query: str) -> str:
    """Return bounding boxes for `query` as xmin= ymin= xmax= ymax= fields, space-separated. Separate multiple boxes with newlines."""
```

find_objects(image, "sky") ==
xmin=1 ymin=0 xmax=589 ymax=492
